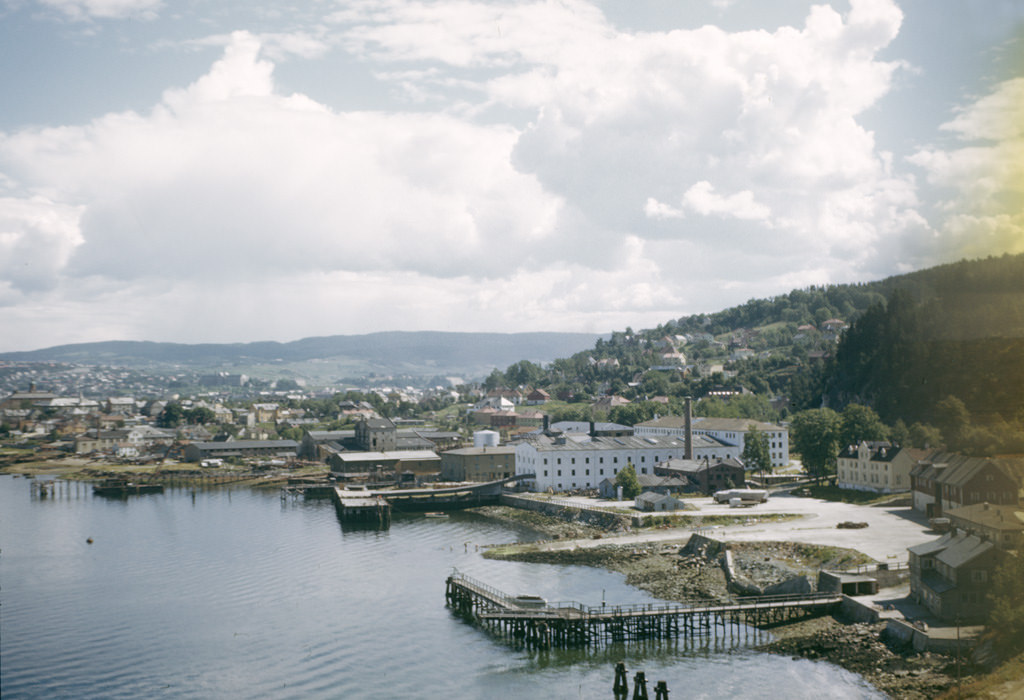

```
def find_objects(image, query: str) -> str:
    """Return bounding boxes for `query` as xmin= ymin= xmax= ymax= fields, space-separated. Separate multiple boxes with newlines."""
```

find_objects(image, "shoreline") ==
xmin=473 ymin=505 xmax=966 ymax=699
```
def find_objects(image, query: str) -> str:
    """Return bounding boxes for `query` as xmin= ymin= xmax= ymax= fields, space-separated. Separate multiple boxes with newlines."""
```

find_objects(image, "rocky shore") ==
xmin=761 ymin=618 xmax=967 ymax=699
xmin=475 ymin=506 xmax=967 ymax=698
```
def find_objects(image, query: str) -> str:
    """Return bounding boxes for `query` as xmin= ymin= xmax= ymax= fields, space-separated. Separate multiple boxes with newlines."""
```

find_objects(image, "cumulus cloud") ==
xmin=0 ymin=31 xmax=565 ymax=291
xmin=1 ymin=0 xmax=994 ymax=348
xmin=0 ymin=196 xmax=83 ymax=293
xmin=908 ymin=78 xmax=1024 ymax=259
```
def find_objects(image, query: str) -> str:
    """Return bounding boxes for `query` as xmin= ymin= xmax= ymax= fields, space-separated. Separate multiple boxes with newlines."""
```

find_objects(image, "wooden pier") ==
xmin=445 ymin=570 xmax=842 ymax=649
xmin=331 ymin=488 xmax=392 ymax=527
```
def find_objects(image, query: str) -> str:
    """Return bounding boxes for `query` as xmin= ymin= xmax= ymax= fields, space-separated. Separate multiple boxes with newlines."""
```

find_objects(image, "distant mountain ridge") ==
xmin=0 ymin=331 xmax=605 ymax=377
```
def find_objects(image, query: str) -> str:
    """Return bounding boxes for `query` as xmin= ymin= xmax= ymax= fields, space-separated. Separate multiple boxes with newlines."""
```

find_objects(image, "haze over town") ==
xmin=1 ymin=0 xmax=1022 ymax=352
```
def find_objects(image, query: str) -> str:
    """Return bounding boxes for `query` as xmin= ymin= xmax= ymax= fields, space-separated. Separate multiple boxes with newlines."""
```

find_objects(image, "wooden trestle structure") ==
xmin=445 ymin=570 xmax=842 ymax=649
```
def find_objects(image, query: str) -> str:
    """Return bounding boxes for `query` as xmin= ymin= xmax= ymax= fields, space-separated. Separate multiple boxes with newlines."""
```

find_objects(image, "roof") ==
xmin=332 ymin=450 xmax=439 ymax=463
xmin=659 ymin=457 xmax=744 ymax=475
xmin=936 ymin=534 xmax=994 ymax=569
xmin=947 ymin=503 xmax=1024 ymax=532
xmin=361 ymin=417 xmax=396 ymax=430
xmin=635 ymin=416 xmax=783 ymax=433
xmin=519 ymin=432 xmax=726 ymax=452
xmin=548 ymin=421 xmax=631 ymax=433
xmin=908 ymin=531 xmax=995 ymax=569
xmin=443 ymin=446 xmax=516 ymax=456
xmin=306 ymin=430 xmax=354 ymax=442
xmin=908 ymin=531 xmax=958 ymax=557
xmin=637 ymin=491 xmax=678 ymax=504
xmin=838 ymin=441 xmax=904 ymax=462
xmin=936 ymin=456 xmax=1007 ymax=489
xmin=191 ymin=440 xmax=299 ymax=450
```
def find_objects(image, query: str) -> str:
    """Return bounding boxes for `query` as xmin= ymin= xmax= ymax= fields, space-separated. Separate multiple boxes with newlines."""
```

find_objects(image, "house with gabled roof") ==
xmin=525 ymin=388 xmax=550 ymax=405
xmin=836 ymin=441 xmax=924 ymax=494
xmin=635 ymin=491 xmax=684 ymax=512
xmin=908 ymin=530 xmax=1005 ymax=623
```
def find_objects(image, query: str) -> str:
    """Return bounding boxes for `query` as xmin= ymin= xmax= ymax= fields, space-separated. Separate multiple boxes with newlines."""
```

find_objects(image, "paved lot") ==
xmin=547 ymin=492 xmax=938 ymax=564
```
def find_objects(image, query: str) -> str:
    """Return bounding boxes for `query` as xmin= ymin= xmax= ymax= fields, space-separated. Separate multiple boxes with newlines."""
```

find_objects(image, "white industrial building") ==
xmin=514 ymin=431 xmax=736 ymax=493
xmin=634 ymin=416 xmax=789 ymax=468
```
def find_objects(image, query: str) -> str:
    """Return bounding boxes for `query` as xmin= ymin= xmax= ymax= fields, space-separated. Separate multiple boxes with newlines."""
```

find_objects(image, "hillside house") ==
xmin=836 ymin=442 xmax=922 ymax=494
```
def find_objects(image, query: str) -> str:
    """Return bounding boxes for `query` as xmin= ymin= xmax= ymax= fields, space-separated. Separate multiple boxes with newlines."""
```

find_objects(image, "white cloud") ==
xmin=908 ymin=77 xmax=1024 ymax=259
xmin=0 ymin=31 xmax=567 ymax=293
xmin=37 ymin=0 xmax=161 ymax=21
xmin=679 ymin=181 xmax=771 ymax=221
xmin=0 ymin=195 xmax=83 ymax=293
xmin=2 ymin=0 xmax=997 ymax=349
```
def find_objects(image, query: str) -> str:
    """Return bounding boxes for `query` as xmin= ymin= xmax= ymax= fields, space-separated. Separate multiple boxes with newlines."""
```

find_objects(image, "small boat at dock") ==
xmin=425 ymin=512 xmax=449 ymax=518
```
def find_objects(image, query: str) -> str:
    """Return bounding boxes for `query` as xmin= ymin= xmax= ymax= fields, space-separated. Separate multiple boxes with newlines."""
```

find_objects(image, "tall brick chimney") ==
xmin=684 ymin=397 xmax=693 ymax=460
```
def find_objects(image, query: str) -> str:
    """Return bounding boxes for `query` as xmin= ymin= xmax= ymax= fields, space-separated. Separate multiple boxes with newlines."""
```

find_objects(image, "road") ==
xmin=537 ymin=492 xmax=937 ymax=564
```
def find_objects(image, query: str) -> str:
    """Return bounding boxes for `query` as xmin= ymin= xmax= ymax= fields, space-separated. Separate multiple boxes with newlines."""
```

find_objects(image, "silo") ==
xmin=474 ymin=430 xmax=500 ymax=448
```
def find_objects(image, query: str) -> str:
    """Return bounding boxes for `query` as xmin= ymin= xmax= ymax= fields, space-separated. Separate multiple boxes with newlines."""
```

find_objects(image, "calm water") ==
xmin=0 ymin=476 xmax=884 ymax=699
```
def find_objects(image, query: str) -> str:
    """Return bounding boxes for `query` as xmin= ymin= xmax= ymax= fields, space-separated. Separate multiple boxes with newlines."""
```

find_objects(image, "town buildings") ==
xmin=634 ymin=416 xmax=788 ymax=467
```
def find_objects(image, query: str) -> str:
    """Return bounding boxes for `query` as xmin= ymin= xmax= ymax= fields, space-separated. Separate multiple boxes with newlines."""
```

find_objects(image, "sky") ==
xmin=0 ymin=0 xmax=1022 ymax=352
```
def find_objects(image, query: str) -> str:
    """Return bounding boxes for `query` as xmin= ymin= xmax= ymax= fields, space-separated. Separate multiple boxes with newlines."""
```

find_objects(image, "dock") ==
xmin=331 ymin=475 xmax=534 ymax=527
xmin=445 ymin=570 xmax=842 ymax=649
xmin=332 ymin=489 xmax=392 ymax=527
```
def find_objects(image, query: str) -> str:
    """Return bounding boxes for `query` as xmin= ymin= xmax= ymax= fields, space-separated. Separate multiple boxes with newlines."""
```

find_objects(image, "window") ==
xmin=557 ymin=470 xmax=562 ymax=476
xmin=571 ymin=458 xmax=576 ymax=465
xmin=543 ymin=470 xmax=548 ymax=477
xmin=571 ymin=469 xmax=576 ymax=476
xmin=613 ymin=457 xmax=619 ymax=464
xmin=557 ymin=458 xmax=562 ymax=465
xmin=543 ymin=458 xmax=548 ymax=465
xmin=586 ymin=469 xmax=590 ymax=475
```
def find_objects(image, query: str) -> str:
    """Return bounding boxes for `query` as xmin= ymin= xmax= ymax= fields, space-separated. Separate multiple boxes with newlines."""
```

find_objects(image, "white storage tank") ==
xmin=473 ymin=430 xmax=500 ymax=448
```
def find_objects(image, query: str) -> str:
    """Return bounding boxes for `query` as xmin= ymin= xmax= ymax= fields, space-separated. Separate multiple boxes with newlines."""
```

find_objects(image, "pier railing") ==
xmin=447 ymin=570 xmax=840 ymax=619
xmin=447 ymin=570 xmax=842 ymax=649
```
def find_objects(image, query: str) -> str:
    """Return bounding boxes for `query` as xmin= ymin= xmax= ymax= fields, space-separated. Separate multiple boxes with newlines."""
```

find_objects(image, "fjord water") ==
xmin=0 ymin=476 xmax=883 ymax=699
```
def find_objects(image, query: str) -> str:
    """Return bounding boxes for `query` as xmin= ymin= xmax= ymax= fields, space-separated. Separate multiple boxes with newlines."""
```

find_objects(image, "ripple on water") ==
xmin=1 ymin=479 xmax=885 ymax=699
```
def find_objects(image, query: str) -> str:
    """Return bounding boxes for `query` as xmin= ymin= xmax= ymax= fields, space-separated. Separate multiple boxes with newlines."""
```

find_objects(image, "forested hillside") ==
xmin=485 ymin=253 xmax=1024 ymax=456
xmin=823 ymin=254 xmax=1024 ymax=454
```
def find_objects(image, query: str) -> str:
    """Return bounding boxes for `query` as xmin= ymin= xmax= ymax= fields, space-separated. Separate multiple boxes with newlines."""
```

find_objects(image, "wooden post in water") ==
xmin=654 ymin=680 xmax=669 ymax=699
xmin=613 ymin=662 xmax=628 ymax=696
xmin=632 ymin=671 xmax=648 ymax=700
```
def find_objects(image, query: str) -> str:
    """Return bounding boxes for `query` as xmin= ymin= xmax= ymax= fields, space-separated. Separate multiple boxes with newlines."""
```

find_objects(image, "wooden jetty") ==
xmin=332 ymin=488 xmax=392 ymax=527
xmin=330 ymin=475 xmax=534 ymax=528
xmin=445 ymin=570 xmax=842 ymax=649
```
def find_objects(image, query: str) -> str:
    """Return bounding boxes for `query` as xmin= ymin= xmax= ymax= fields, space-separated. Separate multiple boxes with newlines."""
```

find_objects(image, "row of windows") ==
xmin=542 ymin=468 xmax=622 ymax=478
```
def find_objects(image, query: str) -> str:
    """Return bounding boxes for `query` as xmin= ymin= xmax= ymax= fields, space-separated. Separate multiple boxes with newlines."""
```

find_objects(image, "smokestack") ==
xmin=590 ymin=420 xmax=596 ymax=438
xmin=543 ymin=414 xmax=550 ymax=433
xmin=684 ymin=397 xmax=693 ymax=460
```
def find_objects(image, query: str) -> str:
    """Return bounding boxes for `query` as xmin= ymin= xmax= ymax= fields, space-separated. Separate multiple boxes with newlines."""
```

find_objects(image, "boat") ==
xmin=93 ymin=478 xmax=164 ymax=497
xmin=425 ymin=512 xmax=449 ymax=518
